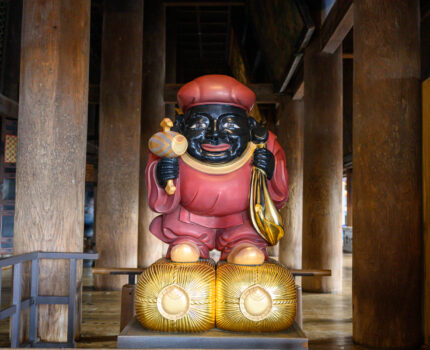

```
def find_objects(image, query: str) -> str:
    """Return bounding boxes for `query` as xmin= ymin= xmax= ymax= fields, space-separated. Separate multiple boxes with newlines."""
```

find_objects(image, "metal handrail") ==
xmin=0 ymin=251 xmax=98 ymax=348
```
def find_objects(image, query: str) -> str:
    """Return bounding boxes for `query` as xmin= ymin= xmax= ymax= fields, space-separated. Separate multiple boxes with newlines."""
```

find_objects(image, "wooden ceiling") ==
xmin=167 ymin=4 xmax=241 ymax=83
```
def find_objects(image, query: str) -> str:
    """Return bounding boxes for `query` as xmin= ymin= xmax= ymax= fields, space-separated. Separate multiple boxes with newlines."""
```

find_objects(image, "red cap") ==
xmin=177 ymin=75 xmax=256 ymax=113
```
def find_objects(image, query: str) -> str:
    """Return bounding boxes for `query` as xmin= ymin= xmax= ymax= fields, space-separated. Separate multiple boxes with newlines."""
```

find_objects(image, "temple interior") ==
xmin=0 ymin=0 xmax=429 ymax=349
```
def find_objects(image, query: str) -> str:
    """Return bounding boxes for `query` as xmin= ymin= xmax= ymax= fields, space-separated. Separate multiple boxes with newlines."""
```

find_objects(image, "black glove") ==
xmin=156 ymin=158 xmax=179 ymax=188
xmin=253 ymin=148 xmax=275 ymax=180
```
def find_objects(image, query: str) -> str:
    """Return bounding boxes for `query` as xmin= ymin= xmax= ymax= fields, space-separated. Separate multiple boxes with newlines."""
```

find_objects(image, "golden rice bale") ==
xmin=216 ymin=260 xmax=296 ymax=332
xmin=135 ymin=258 xmax=216 ymax=332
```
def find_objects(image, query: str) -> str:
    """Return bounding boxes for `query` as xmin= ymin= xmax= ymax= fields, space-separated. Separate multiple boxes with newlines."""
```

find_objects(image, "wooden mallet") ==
xmin=148 ymin=118 xmax=188 ymax=195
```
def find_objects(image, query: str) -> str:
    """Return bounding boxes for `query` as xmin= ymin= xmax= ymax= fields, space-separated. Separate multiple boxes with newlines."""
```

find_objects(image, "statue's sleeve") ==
xmin=145 ymin=153 xmax=181 ymax=213
xmin=266 ymin=133 xmax=289 ymax=209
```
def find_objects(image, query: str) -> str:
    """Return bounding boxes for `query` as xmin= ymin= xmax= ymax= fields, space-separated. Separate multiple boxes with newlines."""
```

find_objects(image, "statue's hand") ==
xmin=156 ymin=158 xmax=179 ymax=188
xmin=253 ymin=148 xmax=275 ymax=179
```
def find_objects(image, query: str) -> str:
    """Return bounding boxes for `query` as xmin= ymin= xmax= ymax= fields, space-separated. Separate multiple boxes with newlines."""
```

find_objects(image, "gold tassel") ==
xmin=249 ymin=143 xmax=285 ymax=245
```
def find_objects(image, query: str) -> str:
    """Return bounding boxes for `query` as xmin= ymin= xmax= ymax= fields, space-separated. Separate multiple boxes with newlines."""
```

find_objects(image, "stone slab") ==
xmin=117 ymin=318 xmax=308 ymax=349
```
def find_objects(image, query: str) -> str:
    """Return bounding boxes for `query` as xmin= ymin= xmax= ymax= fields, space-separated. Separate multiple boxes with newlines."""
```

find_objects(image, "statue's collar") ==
xmin=181 ymin=142 xmax=257 ymax=175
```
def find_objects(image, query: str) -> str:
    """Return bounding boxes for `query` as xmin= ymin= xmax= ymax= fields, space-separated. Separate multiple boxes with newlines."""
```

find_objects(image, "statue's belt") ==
xmin=179 ymin=207 xmax=247 ymax=229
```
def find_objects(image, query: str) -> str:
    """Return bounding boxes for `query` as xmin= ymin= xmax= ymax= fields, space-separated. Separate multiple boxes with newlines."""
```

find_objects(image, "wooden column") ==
xmin=302 ymin=40 xmax=343 ymax=293
xmin=94 ymin=1 xmax=142 ymax=290
xmin=165 ymin=9 xmax=176 ymax=118
xmin=14 ymin=0 xmax=90 ymax=341
xmin=278 ymin=96 xmax=304 ymax=270
xmin=346 ymin=169 xmax=352 ymax=227
xmin=138 ymin=0 xmax=165 ymax=267
xmin=2 ymin=0 xmax=22 ymax=101
xmin=423 ymin=77 xmax=430 ymax=348
xmin=353 ymin=1 xmax=422 ymax=347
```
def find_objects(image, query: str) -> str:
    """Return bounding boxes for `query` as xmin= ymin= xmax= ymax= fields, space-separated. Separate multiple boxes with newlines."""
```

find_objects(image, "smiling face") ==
xmin=183 ymin=104 xmax=251 ymax=163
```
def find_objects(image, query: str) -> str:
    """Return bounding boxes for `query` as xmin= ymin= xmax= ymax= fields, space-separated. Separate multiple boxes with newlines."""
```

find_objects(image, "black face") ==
xmin=182 ymin=104 xmax=251 ymax=163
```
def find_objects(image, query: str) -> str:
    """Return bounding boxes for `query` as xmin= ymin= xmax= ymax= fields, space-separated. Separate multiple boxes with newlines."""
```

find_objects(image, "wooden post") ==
xmin=2 ymin=0 xmax=22 ymax=101
xmin=423 ymin=77 xmax=430 ymax=348
xmin=94 ymin=0 xmax=142 ymax=290
xmin=302 ymin=40 xmax=343 ymax=293
xmin=120 ymin=284 xmax=136 ymax=331
xmin=278 ymin=96 xmax=304 ymax=271
xmin=353 ymin=1 xmax=422 ymax=347
xmin=343 ymin=57 xmax=353 ymax=229
xmin=138 ymin=0 xmax=165 ymax=267
xmin=165 ymin=9 xmax=176 ymax=118
xmin=14 ymin=0 xmax=90 ymax=341
xmin=346 ymin=169 xmax=352 ymax=227
xmin=294 ymin=285 xmax=303 ymax=328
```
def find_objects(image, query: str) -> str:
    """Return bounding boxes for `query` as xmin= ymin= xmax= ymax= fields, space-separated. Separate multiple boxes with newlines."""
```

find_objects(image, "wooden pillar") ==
xmin=302 ymin=40 xmax=343 ymax=293
xmin=2 ymin=0 xmax=22 ymax=101
xmin=14 ymin=0 xmax=90 ymax=341
xmin=138 ymin=0 xmax=165 ymax=267
xmin=278 ymin=96 xmax=304 ymax=270
xmin=423 ymin=77 xmax=430 ymax=348
xmin=120 ymin=284 xmax=136 ymax=331
xmin=353 ymin=1 xmax=422 ymax=347
xmin=94 ymin=1 xmax=142 ymax=290
xmin=346 ymin=169 xmax=352 ymax=227
xmin=165 ymin=9 xmax=176 ymax=118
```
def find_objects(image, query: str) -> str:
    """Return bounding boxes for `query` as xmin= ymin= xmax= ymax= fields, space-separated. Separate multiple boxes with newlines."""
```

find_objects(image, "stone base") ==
xmin=117 ymin=318 xmax=308 ymax=349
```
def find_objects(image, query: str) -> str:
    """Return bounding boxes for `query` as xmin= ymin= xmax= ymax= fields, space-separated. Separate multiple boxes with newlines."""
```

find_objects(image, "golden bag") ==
xmin=249 ymin=144 xmax=285 ymax=245
xmin=135 ymin=258 xmax=216 ymax=332
xmin=216 ymin=260 xmax=296 ymax=332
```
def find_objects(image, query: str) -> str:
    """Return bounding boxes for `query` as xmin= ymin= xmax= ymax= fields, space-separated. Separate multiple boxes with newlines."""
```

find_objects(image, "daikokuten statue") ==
xmin=147 ymin=74 xmax=288 ymax=264
xmin=135 ymin=75 xmax=297 ymax=333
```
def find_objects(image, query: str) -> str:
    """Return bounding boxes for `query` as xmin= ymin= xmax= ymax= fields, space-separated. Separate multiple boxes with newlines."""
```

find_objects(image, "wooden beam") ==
xmin=292 ymin=81 xmax=304 ymax=101
xmin=93 ymin=266 xmax=331 ymax=277
xmin=93 ymin=267 xmax=145 ymax=274
xmin=164 ymin=83 xmax=279 ymax=105
xmin=320 ymin=0 xmax=354 ymax=54
xmin=0 ymin=93 xmax=18 ymax=119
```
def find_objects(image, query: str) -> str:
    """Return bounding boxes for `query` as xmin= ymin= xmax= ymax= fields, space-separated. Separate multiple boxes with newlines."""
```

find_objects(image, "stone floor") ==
xmin=0 ymin=254 xmax=364 ymax=349
xmin=302 ymin=253 xmax=355 ymax=349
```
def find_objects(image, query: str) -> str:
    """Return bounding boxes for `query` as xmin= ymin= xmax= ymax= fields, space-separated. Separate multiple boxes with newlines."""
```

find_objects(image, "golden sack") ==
xmin=135 ymin=258 xmax=216 ymax=332
xmin=216 ymin=260 xmax=296 ymax=332
xmin=249 ymin=164 xmax=285 ymax=245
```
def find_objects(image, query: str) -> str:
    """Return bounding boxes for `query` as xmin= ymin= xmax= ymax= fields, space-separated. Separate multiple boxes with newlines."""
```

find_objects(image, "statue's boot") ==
xmin=226 ymin=243 xmax=265 ymax=265
xmin=170 ymin=242 xmax=200 ymax=263
xmin=135 ymin=256 xmax=216 ymax=332
xmin=216 ymin=254 xmax=297 ymax=332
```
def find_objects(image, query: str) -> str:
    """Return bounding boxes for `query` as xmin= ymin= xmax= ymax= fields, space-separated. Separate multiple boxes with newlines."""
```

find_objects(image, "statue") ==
xmin=135 ymin=75 xmax=296 ymax=333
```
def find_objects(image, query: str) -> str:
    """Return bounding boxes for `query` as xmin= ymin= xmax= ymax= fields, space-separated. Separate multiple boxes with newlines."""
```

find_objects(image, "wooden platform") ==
xmin=117 ymin=318 xmax=308 ymax=349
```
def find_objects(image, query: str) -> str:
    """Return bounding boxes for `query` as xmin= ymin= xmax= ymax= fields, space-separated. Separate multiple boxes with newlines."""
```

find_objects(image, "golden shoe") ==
xmin=216 ymin=260 xmax=296 ymax=332
xmin=226 ymin=243 xmax=265 ymax=265
xmin=135 ymin=258 xmax=216 ymax=332
xmin=170 ymin=242 xmax=200 ymax=263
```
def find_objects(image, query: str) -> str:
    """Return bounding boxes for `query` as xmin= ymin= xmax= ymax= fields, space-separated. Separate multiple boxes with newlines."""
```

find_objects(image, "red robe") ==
xmin=146 ymin=131 xmax=288 ymax=260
